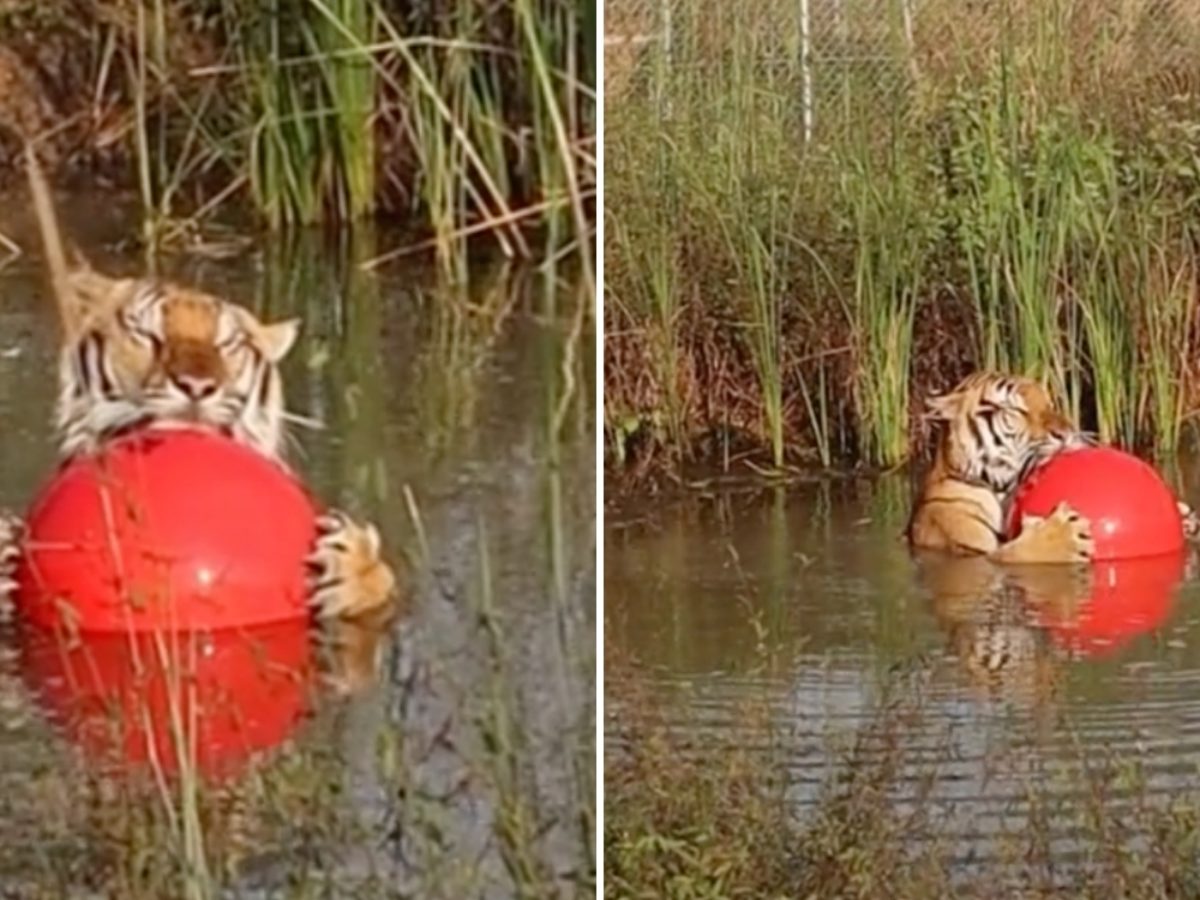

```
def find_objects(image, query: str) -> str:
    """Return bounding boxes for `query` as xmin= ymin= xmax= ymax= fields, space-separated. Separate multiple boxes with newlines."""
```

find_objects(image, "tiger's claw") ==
xmin=305 ymin=509 xmax=397 ymax=621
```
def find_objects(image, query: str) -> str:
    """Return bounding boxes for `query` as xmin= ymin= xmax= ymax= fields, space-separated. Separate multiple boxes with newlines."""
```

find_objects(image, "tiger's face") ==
xmin=926 ymin=373 xmax=1083 ymax=494
xmin=56 ymin=279 xmax=299 ymax=460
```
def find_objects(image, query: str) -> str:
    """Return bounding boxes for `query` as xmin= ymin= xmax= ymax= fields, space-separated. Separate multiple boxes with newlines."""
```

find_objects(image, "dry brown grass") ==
xmin=604 ymin=0 xmax=654 ymax=103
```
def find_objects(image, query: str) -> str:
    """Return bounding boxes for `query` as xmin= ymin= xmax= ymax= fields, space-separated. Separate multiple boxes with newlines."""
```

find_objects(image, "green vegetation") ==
xmin=605 ymin=0 xmax=1200 ymax=477
xmin=0 ymin=0 xmax=595 ymax=276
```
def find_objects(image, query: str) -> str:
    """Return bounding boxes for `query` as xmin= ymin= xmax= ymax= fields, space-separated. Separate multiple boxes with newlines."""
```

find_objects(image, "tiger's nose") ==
xmin=171 ymin=373 xmax=218 ymax=400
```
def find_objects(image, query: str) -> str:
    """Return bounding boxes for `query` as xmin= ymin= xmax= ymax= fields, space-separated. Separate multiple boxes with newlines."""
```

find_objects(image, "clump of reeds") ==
xmin=4 ymin=0 xmax=595 ymax=274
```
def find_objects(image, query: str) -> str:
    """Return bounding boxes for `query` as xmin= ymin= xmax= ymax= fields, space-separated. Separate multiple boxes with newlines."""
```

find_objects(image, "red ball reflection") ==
xmin=1034 ymin=554 xmax=1185 ymax=657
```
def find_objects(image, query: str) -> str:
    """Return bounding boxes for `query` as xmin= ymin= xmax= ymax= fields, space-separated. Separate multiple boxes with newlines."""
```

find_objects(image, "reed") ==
xmin=1138 ymin=237 xmax=1199 ymax=457
xmin=706 ymin=178 xmax=788 ymax=469
xmin=839 ymin=127 xmax=932 ymax=466
xmin=606 ymin=648 xmax=1200 ymax=898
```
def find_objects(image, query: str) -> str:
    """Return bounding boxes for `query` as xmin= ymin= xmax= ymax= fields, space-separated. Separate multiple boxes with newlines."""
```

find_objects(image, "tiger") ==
xmin=2 ymin=144 xmax=397 ymax=631
xmin=907 ymin=371 xmax=1096 ymax=564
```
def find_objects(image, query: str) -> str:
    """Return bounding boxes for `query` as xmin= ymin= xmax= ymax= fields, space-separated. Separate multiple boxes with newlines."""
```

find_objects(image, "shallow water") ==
xmin=606 ymin=476 xmax=1200 ymax=872
xmin=0 ymin=206 xmax=595 ymax=897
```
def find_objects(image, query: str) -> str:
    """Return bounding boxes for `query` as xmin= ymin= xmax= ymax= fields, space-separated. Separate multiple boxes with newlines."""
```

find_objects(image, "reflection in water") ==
xmin=19 ymin=622 xmax=313 ymax=781
xmin=0 ymin=215 xmax=594 ymax=897
xmin=608 ymin=480 xmax=1200 ymax=868
xmin=916 ymin=553 xmax=1184 ymax=707
xmin=1035 ymin=555 xmax=1184 ymax=657
xmin=916 ymin=555 xmax=1067 ymax=707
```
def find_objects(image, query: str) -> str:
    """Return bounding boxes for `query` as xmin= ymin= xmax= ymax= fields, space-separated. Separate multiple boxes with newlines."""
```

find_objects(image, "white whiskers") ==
xmin=282 ymin=410 xmax=325 ymax=431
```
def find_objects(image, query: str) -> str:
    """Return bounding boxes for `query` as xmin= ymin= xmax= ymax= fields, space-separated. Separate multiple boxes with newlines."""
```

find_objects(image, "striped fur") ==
xmin=907 ymin=372 xmax=1094 ymax=563
xmin=55 ymin=277 xmax=298 ymax=460
xmin=918 ymin=554 xmax=1077 ymax=708
xmin=24 ymin=144 xmax=299 ymax=460
xmin=19 ymin=145 xmax=399 ymax=639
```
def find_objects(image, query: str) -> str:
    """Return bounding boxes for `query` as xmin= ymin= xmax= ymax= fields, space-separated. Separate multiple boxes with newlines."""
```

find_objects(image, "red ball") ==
xmin=20 ymin=621 xmax=312 ymax=780
xmin=1008 ymin=446 xmax=1184 ymax=561
xmin=15 ymin=429 xmax=317 ymax=632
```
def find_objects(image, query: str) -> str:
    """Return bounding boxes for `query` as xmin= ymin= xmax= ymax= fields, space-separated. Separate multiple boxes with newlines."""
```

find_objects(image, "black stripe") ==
xmin=71 ymin=341 xmax=89 ymax=398
xmin=966 ymin=413 xmax=987 ymax=453
xmin=88 ymin=334 xmax=115 ymax=397
xmin=255 ymin=354 xmax=273 ymax=408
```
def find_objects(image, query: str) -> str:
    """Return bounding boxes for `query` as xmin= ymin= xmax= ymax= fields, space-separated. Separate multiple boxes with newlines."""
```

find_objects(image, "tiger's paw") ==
xmin=1043 ymin=502 xmax=1094 ymax=562
xmin=305 ymin=511 xmax=397 ymax=621
xmin=1015 ymin=502 xmax=1094 ymax=563
xmin=323 ymin=617 xmax=394 ymax=696
xmin=1179 ymin=501 xmax=1200 ymax=541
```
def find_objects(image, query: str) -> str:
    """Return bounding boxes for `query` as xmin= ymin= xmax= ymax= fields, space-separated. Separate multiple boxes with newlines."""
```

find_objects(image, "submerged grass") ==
xmin=606 ymin=0 xmax=1200 ymax=478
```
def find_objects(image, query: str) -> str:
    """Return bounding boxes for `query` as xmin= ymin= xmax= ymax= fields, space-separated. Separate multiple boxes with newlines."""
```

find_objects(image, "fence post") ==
xmin=799 ymin=0 xmax=814 ymax=144
xmin=658 ymin=0 xmax=674 ymax=118
xmin=833 ymin=0 xmax=849 ymax=117
xmin=899 ymin=0 xmax=919 ymax=86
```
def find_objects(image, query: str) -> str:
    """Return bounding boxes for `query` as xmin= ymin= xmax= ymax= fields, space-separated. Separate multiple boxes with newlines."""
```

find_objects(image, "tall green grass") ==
xmin=606 ymin=0 xmax=1200 ymax=473
xmin=840 ymin=130 xmax=934 ymax=466
xmin=23 ymin=0 xmax=594 ymax=271
xmin=719 ymin=185 xmax=787 ymax=468
xmin=234 ymin=0 xmax=378 ymax=228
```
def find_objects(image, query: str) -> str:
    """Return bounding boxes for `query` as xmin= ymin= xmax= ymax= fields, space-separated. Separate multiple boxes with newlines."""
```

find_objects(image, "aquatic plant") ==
xmin=606 ymin=644 xmax=1200 ymax=898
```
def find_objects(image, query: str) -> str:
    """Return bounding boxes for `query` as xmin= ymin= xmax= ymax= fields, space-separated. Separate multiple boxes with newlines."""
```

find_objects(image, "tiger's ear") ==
xmin=260 ymin=318 xmax=301 ymax=362
xmin=923 ymin=392 xmax=961 ymax=421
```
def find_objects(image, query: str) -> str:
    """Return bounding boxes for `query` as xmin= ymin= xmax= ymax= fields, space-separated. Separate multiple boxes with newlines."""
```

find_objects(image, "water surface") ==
xmin=607 ymin=477 xmax=1200 ymax=871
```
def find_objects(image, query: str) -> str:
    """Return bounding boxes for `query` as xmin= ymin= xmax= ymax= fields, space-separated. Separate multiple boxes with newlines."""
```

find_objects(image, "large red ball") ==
xmin=1008 ymin=446 xmax=1184 ymax=561
xmin=15 ymin=429 xmax=317 ymax=632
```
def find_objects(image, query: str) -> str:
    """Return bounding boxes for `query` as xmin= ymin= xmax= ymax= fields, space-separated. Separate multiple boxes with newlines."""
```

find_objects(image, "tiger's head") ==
xmin=56 ymin=276 xmax=299 ymax=461
xmin=925 ymin=372 xmax=1085 ymax=494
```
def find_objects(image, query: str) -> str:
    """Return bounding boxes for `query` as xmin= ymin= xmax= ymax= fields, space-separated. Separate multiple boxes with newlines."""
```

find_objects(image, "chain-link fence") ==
xmin=606 ymin=0 xmax=1200 ymax=141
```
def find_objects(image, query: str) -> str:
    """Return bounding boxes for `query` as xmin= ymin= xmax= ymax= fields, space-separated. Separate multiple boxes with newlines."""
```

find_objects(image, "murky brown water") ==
xmin=606 ymin=476 xmax=1200 ymax=870
xmin=0 ymin=203 xmax=595 ymax=897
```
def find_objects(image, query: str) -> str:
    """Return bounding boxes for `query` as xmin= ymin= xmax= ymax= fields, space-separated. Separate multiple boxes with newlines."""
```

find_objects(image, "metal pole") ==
xmin=799 ymin=0 xmax=813 ymax=144
xmin=658 ymin=0 xmax=674 ymax=117
xmin=900 ymin=0 xmax=919 ymax=86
